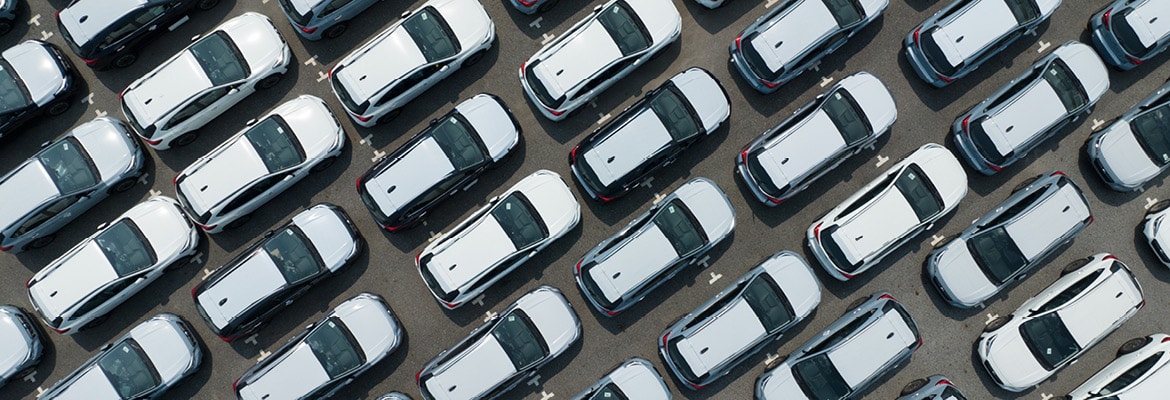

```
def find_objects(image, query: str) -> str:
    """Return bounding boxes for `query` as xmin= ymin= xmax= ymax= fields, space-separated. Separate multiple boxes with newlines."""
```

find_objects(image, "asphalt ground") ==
xmin=2 ymin=0 xmax=1169 ymax=399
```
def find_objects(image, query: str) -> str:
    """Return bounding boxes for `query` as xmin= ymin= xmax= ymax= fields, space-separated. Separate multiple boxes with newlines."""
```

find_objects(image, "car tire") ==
xmin=984 ymin=315 xmax=1010 ymax=332
xmin=1148 ymin=199 xmax=1170 ymax=214
xmin=310 ymin=156 xmax=336 ymax=173
xmin=1118 ymin=337 xmax=1151 ymax=356
xmin=1011 ymin=175 xmax=1040 ymax=194
xmin=25 ymin=235 xmax=54 ymax=250
xmin=113 ymin=53 xmax=137 ymax=69
xmin=0 ymin=21 xmax=12 ymax=36
xmin=900 ymin=378 xmax=928 ymax=396
xmin=225 ymin=214 xmax=251 ymax=230
xmin=196 ymin=0 xmax=219 ymax=10
xmin=844 ymin=296 xmax=868 ymax=312
xmin=1060 ymin=257 xmax=1092 ymax=276
xmin=45 ymin=101 xmax=70 ymax=116
xmin=377 ymin=109 xmax=401 ymax=125
xmin=110 ymin=178 xmax=137 ymax=193
xmin=323 ymin=23 xmax=347 ymax=39
xmin=256 ymin=74 xmax=282 ymax=90
xmin=172 ymin=132 xmax=198 ymax=147
xmin=464 ymin=50 xmax=486 ymax=67
xmin=537 ymin=0 xmax=558 ymax=12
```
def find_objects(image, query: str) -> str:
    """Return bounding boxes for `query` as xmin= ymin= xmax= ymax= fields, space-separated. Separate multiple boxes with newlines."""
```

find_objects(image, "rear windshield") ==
xmin=0 ymin=60 xmax=32 ymax=114
xmin=491 ymin=193 xmax=548 ymax=249
xmin=1130 ymin=104 xmax=1170 ymax=166
xmin=1112 ymin=8 xmax=1154 ymax=57
xmin=820 ymin=225 xmax=860 ymax=272
xmin=792 ymin=353 xmax=851 ymax=399
xmin=894 ymin=165 xmax=943 ymax=222
xmin=431 ymin=115 xmax=486 ymax=171
xmin=245 ymin=116 xmax=305 ymax=173
xmin=822 ymin=0 xmax=863 ymax=26
xmin=746 ymin=148 xmax=787 ymax=198
xmin=38 ymin=137 xmax=98 ymax=194
xmin=823 ymin=89 xmax=871 ymax=144
xmin=919 ymin=27 xmax=960 ymax=76
xmin=1020 ymin=312 xmax=1080 ymax=370
xmin=402 ymin=7 xmax=458 ymax=62
xmin=277 ymin=0 xmax=313 ymax=26
xmin=331 ymin=71 xmax=370 ymax=115
xmin=1042 ymin=60 xmax=1088 ymax=113
xmin=191 ymin=31 xmax=248 ymax=86
xmin=654 ymin=199 xmax=707 ymax=256
xmin=98 ymin=220 xmax=157 ymax=277
xmin=740 ymin=32 xmax=783 ymax=81
xmin=967 ymin=117 xmax=1009 ymax=165
xmin=650 ymin=87 xmax=701 ymax=142
xmin=597 ymin=1 xmax=650 ymax=56
xmin=968 ymin=227 xmax=1027 ymax=284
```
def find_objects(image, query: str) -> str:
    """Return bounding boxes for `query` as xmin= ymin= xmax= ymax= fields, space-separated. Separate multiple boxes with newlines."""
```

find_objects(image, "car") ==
xmin=417 ymin=285 xmax=581 ymax=400
xmin=376 ymin=392 xmax=413 ymax=400
xmin=0 ymin=306 xmax=44 ymax=387
xmin=1086 ymin=79 xmax=1170 ymax=191
xmin=57 ymin=0 xmax=220 ymax=69
xmin=191 ymin=204 xmax=362 ymax=342
xmin=575 ymin=177 xmax=735 ymax=316
xmin=730 ymin=0 xmax=887 ymax=94
xmin=519 ymin=0 xmax=682 ymax=120
xmin=417 ymin=170 xmax=580 ymax=309
xmin=659 ymin=250 xmax=821 ymax=390
xmin=569 ymin=68 xmax=730 ymax=202
xmin=510 ymin=0 xmax=557 ymax=14
xmin=234 ymin=293 xmax=403 ymax=400
xmin=977 ymin=253 xmax=1144 ymax=392
xmin=0 ymin=40 xmax=79 ymax=140
xmin=754 ymin=292 xmax=922 ymax=400
xmin=0 ymin=117 xmax=145 ymax=253
xmin=26 ymin=196 xmax=200 ymax=335
xmin=120 ymin=12 xmax=291 ymax=150
xmin=806 ymin=143 xmax=967 ymax=281
xmin=568 ymin=358 xmax=670 ymax=400
xmin=927 ymin=171 xmax=1092 ymax=308
xmin=38 ymin=313 xmax=202 ymax=400
xmin=276 ymin=0 xmax=381 ymax=40
xmin=693 ymin=0 xmax=728 ymax=9
xmin=0 ymin=1 xmax=16 ymax=35
xmin=735 ymin=71 xmax=896 ymax=206
xmin=1141 ymin=199 xmax=1170 ymax=267
xmin=895 ymin=375 xmax=969 ymax=400
xmin=951 ymin=40 xmax=1108 ymax=175
xmin=174 ymin=95 xmax=346 ymax=233
xmin=1090 ymin=0 xmax=1170 ymax=70
xmin=903 ymin=0 xmax=1060 ymax=87
xmin=356 ymin=93 xmax=521 ymax=232
xmin=1061 ymin=333 xmax=1170 ymax=400
xmin=329 ymin=0 xmax=494 ymax=127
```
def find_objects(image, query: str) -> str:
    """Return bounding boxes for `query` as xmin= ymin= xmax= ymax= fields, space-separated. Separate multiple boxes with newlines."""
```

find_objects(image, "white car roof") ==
xmin=588 ymin=225 xmax=679 ymax=302
xmin=122 ymin=50 xmax=215 ymax=127
xmin=336 ymin=26 xmax=427 ymax=106
xmin=1004 ymin=182 xmax=1090 ymax=259
xmin=582 ymin=111 xmax=673 ymax=187
xmin=532 ymin=22 xmax=624 ymax=101
xmin=669 ymin=67 xmax=730 ymax=133
xmin=929 ymin=0 xmax=1022 ymax=67
xmin=1056 ymin=265 xmax=1142 ymax=345
xmin=828 ymin=309 xmax=917 ymax=387
xmin=425 ymin=334 xmax=517 ymax=400
xmin=5 ymin=41 xmax=66 ymax=106
xmin=1128 ymin=0 xmax=1170 ymax=48
xmin=365 ymin=139 xmax=456 ymax=217
xmin=57 ymin=0 xmax=146 ymax=48
xmin=980 ymin=79 xmax=1072 ymax=156
xmin=52 ymin=368 xmax=123 ymax=400
xmin=752 ymin=0 xmax=839 ymax=73
xmin=677 ymin=298 xmax=766 ymax=377
xmin=197 ymin=251 xmax=285 ymax=329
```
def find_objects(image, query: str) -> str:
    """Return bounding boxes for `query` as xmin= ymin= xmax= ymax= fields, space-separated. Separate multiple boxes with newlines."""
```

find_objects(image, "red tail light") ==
xmin=937 ymin=74 xmax=954 ymax=83
xmin=1050 ymin=170 xmax=1067 ymax=177
xmin=297 ymin=25 xmax=317 ymax=34
xmin=602 ymin=308 xmax=618 ymax=316
xmin=936 ymin=379 xmax=952 ymax=387
xmin=687 ymin=382 xmax=705 ymax=390
xmin=0 ymin=245 xmax=13 ymax=252
xmin=740 ymin=148 xmax=750 ymax=165
xmin=354 ymin=113 xmax=372 ymax=123
xmin=219 ymin=334 xmax=237 ymax=342
xmin=734 ymin=34 xmax=743 ymax=50
xmin=1139 ymin=299 xmax=1146 ymax=309
xmin=961 ymin=116 xmax=971 ymax=132
xmin=812 ymin=222 xmax=823 ymax=238
xmin=841 ymin=271 xmax=855 ymax=279
xmin=355 ymin=176 xmax=363 ymax=191
xmin=878 ymin=293 xmax=896 ymax=301
xmin=548 ymin=107 xmax=565 ymax=117
xmin=1088 ymin=215 xmax=1094 ymax=225
xmin=173 ymin=174 xmax=180 ymax=185
xmin=1104 ymin=254 xmax=1118 ymax=261
xmin=81 ymin=57 xmax=98 ymax=66
xmin=415 ymin=370 xmax=423 ymax=384
xmin=53 ymin=327 xmax=70 ymax=334
xmin=597 ymin=194 xmax=616 ymax=203
xmin=197 ymin=223 xmax=217 ymax=232
xmin=232 ymin=377 xmax=240 ymax=391
xmin=144 ymin=137 xmax=162 ymax=146
xmin=1161 ymin=336 xmax=1170 ymax=343
xmin=985 ymin=161 xmax=1003 ymax=172
xmin=661 ymin=332 xmax=670 ymax=347
xmin=1103 ymin=9 xmax=1112 ymax=27
xmin=1127 ymin=55 xmax=1144 ymax=65
xmin=569 ymin=145 xmax=579 ymax=163
xmin=912 ymin=28 xmax=921 ymax=45
xmin=415 ymin=252 xmax=423 ymax=265
xmin=441 ymin=301 xmax=459 ymax=308
xmin=767 ymin=196 xmax=783 ymax=205
xmin=760 ymin=79 xmax=780 ymax=89
xmin=518 ymin=0 xmax=537 ymax=6
xmin=519 ymin=62 xmax=527 ymax=76
xmin=575 ymin=260 xmax=583 ymax=274
xmin=381 ymin=222 xmax=400 ymax=232
xmin=191 ymin=286 xmax=198 ymax=298
xmin=25 ymin=277 xmax=33 ymax=288
xmin=916 ymin=334 xmax=923 ymax=349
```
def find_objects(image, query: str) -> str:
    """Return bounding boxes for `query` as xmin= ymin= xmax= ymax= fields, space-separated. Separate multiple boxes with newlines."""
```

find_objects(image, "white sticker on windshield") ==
xmin=508 ymin=315 xmax=516 ymax=322
xmin=506 ymin=203 xmax=512 ymax=210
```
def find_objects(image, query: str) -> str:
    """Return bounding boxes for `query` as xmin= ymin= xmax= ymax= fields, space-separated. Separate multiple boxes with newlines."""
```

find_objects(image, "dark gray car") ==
xmin=1086 ymin=79 xmax=1170 ymax=191
xmin=277 ymin=0 xmax=382 ymax=40
xmin=1090 ymin=0 xmax=1170 ymax=70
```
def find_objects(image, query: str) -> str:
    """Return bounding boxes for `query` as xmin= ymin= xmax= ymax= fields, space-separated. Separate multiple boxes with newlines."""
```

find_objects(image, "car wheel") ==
xmin=26 ymin=235 xmax=54 ymax=250
xmin=196 ymin=0 xmax=219 ymax=10
xmin=110 ymin=178 xmax=137 ymax=194
xmin=536 ymin=0 xmax=558 ymax=12
xmin=323 ymin=23 xmax=347 ymax=39
xmin=1060 ymin=257 xmax=1092 ymax=276
xmin=172 ymin=132 xmax=198 ymax=147
xmin=46 ymin=101 xmax=70 ymax=116
xmin=0 ymin=21 xmax=12 ymax=36
xmin=113 ymin=53 xmax=137 ymax=68
xmin=1148 ymin=199 xmax=1170 ymax=214
xmin=310 ymin=156 xmax=336 ymax=173
xmin=225 ymin=214 xmax=251 ymax=230
xmin=844 ymin=296 xmax=868 ymax=311
xmin=1011 ymin=175 xmax=1040 ymax=194
xmin=377 ymin=109 xmax=401 ymax=125
xmin=900 ymin=378 xmax=928 ymax=396
xmin=464 ymin=50 xmax=486 ymax=67
xmin=256 ymin=74 xmax=282 ymax=90
xmin=1118 ymin=337 xmax=1151 ymax=356
xmin=983 ymin=315 xmax=1010 ymax=332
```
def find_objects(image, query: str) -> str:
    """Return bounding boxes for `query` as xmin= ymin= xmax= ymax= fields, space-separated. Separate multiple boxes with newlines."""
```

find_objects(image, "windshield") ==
xmin=587 ymin=383 xmax=628 ymax=400
xmin=822 ymin=0 xmax=863 ymax=26
xmin=823 ymin=90 xmax=870 ymax=144
xmin=98 ymin=340 xmax=160 ymax=399
xmin=306 ymin=317 xmax=364 ymax=379
xmin=491 ymin=310 xmax=547 ymax=370
xmin=650 ymin=87 xmax=701 ymax=142
xmin=38 ymin=138 xmax=98 ymax=194
xmin=97 ymin=220 xmax=157 ymax=277
xmin=1130 ymin=104 xmax=1170 ymax=166
xmin=968 ymin=227 xmax=1028 ymax=284
xmin=431 ymin=116 xmax=485 ymax=171
xmin=597 ymin=1 xmax=650 ymax=56
xmin=653 ymin=199 xmax=706 ymax=256
xmin=742 ymin=275 xmax=793 ymax=333
xmin=0 ymin=60 xmax=31 ymax=114
xmin=1020 ymin=312 xmax=1080 ymax=370
xmin=190 ymin=31 xmax=248 ymax=86
xmin=491 ymin=193 xmax=547 ymax=250
xmin=1100 ymin=352 xmax=1161 ymax=395
xmin=1005 ymin=0 xmax=1040 ymax=24
xmin=246 ymin=116 xmax=305 ymax=173
xmin=1042 ymin=60 xmax=1088 ymax=113
xmin=263 ymin=227 xmax=322 ymax=285
xmin=1112 ymin=8 xmax=1153 ymax=57
xmin=792 ymin=353 xmax=850 ymax=399
xmin=919 ymin=27 xmax=960 ymax=76
xmin=402 ymin=7 xmax=458 ymax=62
xmin=894 ymin=165 xmax=942 ymax=221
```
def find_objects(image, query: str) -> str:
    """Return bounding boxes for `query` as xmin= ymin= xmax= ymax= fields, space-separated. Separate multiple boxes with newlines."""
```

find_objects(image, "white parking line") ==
xmin=1037 ymin=41 xmax=1051 ymax=53
xmin=36 ymin=386 xmax=44 ymax=397
xmin=875 ymin=154 xmax=890 ymax=167
xmin=652 ymin=192 xmax=666 ymax=204
xmin=984 ymin=313 xmax=999 ymax=326
xmin=930 ymin=235 xmax=946 ymax=247
xmin=541 ymin=33 xmax=556 ymax=45
xmin=428 ymin=231 xmax=441 ymax=243
xmin=1040 ymin=393 xmax=1055 ymax=400
xmin=40 ymin=30 xmax=52 ymax=40
xmin=1091 ymin=118 xmax=1106 ymax=131
xmin=540 ymin=391 xmax=555 ymax=400
xmin=483 ymin=310 xmax=497 ymax=322
xmin=529 ymin=17 xmax=544 ymax=29
xmin=257 ymin=349 xmax=272 ymax=361
xmin=765 ymin=0 xmax=780 ymax=8
xmin=304 ymin=55 xmax=319 ymax=66
xmin=471 ymin=294 xmax=486 ymax=306
xmin=371 ymin=150 xmax=387 ymax=163
xmin=149 ymin=189 xmax=162 ymax=197
xmin=527 ymin=374 xmax=542 ymax=387
xmin=708 ymin=272 xmax=723 ymax=285
xmin=94 ymin=109 xmax=108 ymax=118
xmin=27 ymin=14 xmax=39 ymax=26
xmin=359 ymin=134 xmax=374 ymax=146
xmin=1146 ymin=197 xmax=1159 ymax=210
xmin=819 ymin=76 xmax=834 ymax=87
xmin=81 ymin=93 xmax=94 ymax=105
xmin=202 ymin=268 xmax=213 ymax=279
xmin=596 ymin=113 xmax=611 ymax=125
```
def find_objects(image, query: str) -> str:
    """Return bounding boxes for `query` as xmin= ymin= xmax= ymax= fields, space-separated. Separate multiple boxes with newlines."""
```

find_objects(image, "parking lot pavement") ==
xmin=3 ymin=0 xmax=1170 ymax=399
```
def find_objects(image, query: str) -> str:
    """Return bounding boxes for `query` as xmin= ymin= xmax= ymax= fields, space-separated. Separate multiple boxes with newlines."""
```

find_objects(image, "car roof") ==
xmin=1128 ymin=0 xmax=1170 ymax=49
xmin=674 ymin=177 xmax=736 ymax=241
xmin=336 ymin=26 xmax=427 ymax=106
xmin=29 ymin=241 xmax=119 ymax=320
xmin=676 ymin=297 xmax=768 ymax=377
xmin=177 ymin=135 xmax=271 ymax=218
xmin=669 ymin=67 xmax=730 ymax=132
xmin=52 ymin=366 xmax=123 ymax=399
xmin=1057 ymin=263 xmax=1142 ymax=345
xmin=239 ymin=341 xmax=332 ymax=400
xmin=71 ymin=118 xmax=137 ymax=183
xmin=827 ymin=307 xmax=917 ymax=388
xmin=455 ymin=94 xmax=519 ymax=161
xmin=291 ymin=205 xmax=357 ymax=271
xmin=122 ymin=51 xmax=214 ymax=127
xmin=587 ymin=221 xmax=679 ymax=302
xmin=838 ymin=71 xmax=897 ymax=135
xmin=532 ymin=23 xmax=623 ymax=101
xmin=425 ymin=332 xmax=517 ymax=400
xmin=582 ymin=111 xmax=673 ymax=187
xmin=751 ymin=0 xmax=840 ymax=73
xmin=365 ymin=138 xmax=456 ymax=217
xmin=0 ymin=160 xmax=60 ymax=232
xmin=929 ymin=0 xmax=1021 ymax=67
xmin=1004 ymin=180 xmax=1090 ymax=259
xmin=196 ymin=251 xmax=286 ymax=329
xmin=58 ymin=0 xmax=148 ymax=48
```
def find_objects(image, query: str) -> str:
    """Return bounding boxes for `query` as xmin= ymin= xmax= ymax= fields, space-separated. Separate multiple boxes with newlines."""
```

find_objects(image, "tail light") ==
xmin=53 ymin=327 xmax=70 ymax=334
xmin=985 ymin=161 xmax=1003 ymax=172
xmin=661 ymin=332 xmax=670 ymax=347
xmin=0 ymin=245 xmax=13 ymax=252
xmin=1102 ymin=9 xmax=1112 ymax=27
xmin=734 ymin=34 xmax=743 ymax=50
xmin=25 ymin=277 xmax=32 ymax=288
xmin=878 ymin=293 xmax=896 ymax=301
xmin=415 ymin=370 xmax=423 ymax=385
xmin=441 ymin=301 xmax=459 ymax=308
xmin=1050 ymin=170 xmax=1066 ymax=177
xmin=569 ymin=145 xmax=579 ymax=163
xmin=687 ymin=382 xmax=705 ymax=390
xmin=812 ymin=222 xmax=823 ymax=238
xmin=740 ymin=148 xmax=750 ymax=165
xmin=518 ymin=0 xmax=537 ymax=6
xmin=219 ymin=334 xmax=237 ymax=342
xmin=355 ymin=176 xmax=363 ymax=191
xmin=602 ymin=308 xmax=618 ymax=316
xmin=936 ymin=379 xmax=952 ymax=387
xmin=144 ymin=137 xmax=162 ymax=146
xmin=574 ymin=260 xmax=583 ymax=275
xmin=961 ymin=116 xmax=971 ymax=133
xmin=912 ymin=28 xmax=921 ymax=45
xmin=548 ymin=107 xmax=565 ymax=117
xmin=1104 ymin=254 xmax=1118 ymax=261
xmin=297 ymin=25 xmax=317 ymax=34
xmin=519 ymin=62 xmax=527 ymax=76
xmin=916 ymin=334 xmax=923 ymax=349
xmin=381 ymin=222 xmax=400 ymax=232
xmin=415 ymin=252 xmax=423 ymax=266
xmin=354 ymin=113 xmax=372 ymax=123
xmin=597 ymin=194 xmax=616 ymax=203
xmin=232 ymin=378 xmax=240 ymax=391
xmin=1161 ymin=336 xmax=1170 ymax=343
xmin=1139 ymin=299 xmax=1146 ymax=309
xmin=760 ymin=79 xmax=780 ymax=89
xmin=937 ymin=74 xmax=954 ymax=83
xmin=81 ymin=57 xmax=98 ymax=66
xmin=840 ymin=271 xmax=855 ymax=279
xmin=1127 ymin=55 xmax=1144 ymax=65
xmin=197 ymin=223 xmax=217 ymax=231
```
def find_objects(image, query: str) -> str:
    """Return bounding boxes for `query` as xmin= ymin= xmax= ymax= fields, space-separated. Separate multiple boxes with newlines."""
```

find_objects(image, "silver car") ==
xmin=0 ymin=306 xmax=44 ymax=387
xmin=1090 ymin=0 xmax=1170 ymax=70
xmin=895 ymin=375 xmax=968 ymax=400
xmin=659 ymin=251 xmax=820 ymax=390
xmin=376 ymin=392 xmax=413 ymax=400
xmin=277 ymin=0 xmax=381 ymax=40
xmin=575 ymin=177 xmax=735 ymax=316
xmin=417 ymin=285 xmax=581 ymax=400
xmin=736 ymin=71 xmax=896 ymax=206
xmin=806 ymin=143 xmax=967 ymax=281
xmin=519 ymin=0 xmax=682 ymax=120
xmin=0 ymin=117 xmax=145 ymax=253
xmin=1086 ymin=79 xmax=1170 ymax=191
xmin=27 ymin=196 xmax=200 ymax=335
xmin=927 ymin=171 xmax=1092 ymax=308
xmin=978 ymin=253 xmax=1144 ymax=392
xmin=568 ymin=358 xmax=670 ymax=400
xmin=1062 ymin=333 xmax=1170 ymax=400
xmin=234 ymin=293 xmax=403 ymax=400
xmin=417 ymin=170 xmax=580 ymax=309
xmin=39 ymin=313 xmax=202 ymax=400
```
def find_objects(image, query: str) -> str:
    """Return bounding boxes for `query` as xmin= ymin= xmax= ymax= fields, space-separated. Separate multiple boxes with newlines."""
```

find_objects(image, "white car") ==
xmin=568 ymin=358 xmax=670 ymax=400
xmin=330 ymin=0 xmax=494 ymax=127
xmin=978 ymin=253 xmax=1144 ymax=392
xmin=519 ymin=0 xmax=682 ymax=120
xmin=1142 ymin=200 xmax=1170 ymax=267
xmin=120 ymin=12 xmax=291 ymax=150
xmin=416 ymin=170 xmax=580 ymax=309
xmin=26 ymin=196 xmax=199 ymax=335
xmin=174 ymin=95 xmax=345 ymax=233
xmin=1086 ymin=79 xmax=1170 ymax=191
xmin=0 ymin=306 xmax=44 ymax=387
xmin=1063 ymin=333 xmax=1170 ymax=400
xmin=807 ymin=143 xmax=967 ymax=280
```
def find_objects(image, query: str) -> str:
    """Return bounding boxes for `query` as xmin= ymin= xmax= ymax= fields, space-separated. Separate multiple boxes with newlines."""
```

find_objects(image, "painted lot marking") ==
xmin=1037 ymin=41 xmax=1051 ymax=52
xmin=875 ymin=155 xmax=890 ymax=167
xmin=1146 ymin=197 xmax=1159 ymax=210
xmin=708 ymin=272 xmax=723 ymax=285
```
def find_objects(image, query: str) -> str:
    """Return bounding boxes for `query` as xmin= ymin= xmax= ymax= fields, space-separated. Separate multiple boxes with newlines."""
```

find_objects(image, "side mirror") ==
xmin=401 ymin=10 xmax=412 ymax=19
xmin=594 ymin=5 xmax=604 ymax=13
xmin=96 ymin=222 xmax=109 ymax=231
xmin=245 ymin=118 xmax=257 ymax=127
xmin=264 ymin=230 xmax=274 ymax=238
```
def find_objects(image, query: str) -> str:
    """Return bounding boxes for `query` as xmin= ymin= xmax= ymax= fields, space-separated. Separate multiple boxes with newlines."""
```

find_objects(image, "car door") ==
xmin=12 ymin=193 xmax=89 ymax=242
xmin=163 ymin=86 xmax=231 ymax=134
xmin=96 ymin=3 xmax=171 ymax=57
xmin=319 ymin=0 xmax=359 ymax=24
xmin=220 ymin=174 xmax=285 ymax=221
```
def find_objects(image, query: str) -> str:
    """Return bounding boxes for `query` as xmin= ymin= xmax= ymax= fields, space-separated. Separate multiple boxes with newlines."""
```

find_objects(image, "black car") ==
xmin=0 ymin=40 xmax=79 ymax=140
xmin=57 ymin=0 xmax=220 ymax=69
xmin=191 ymin=204 xmax=362 ymax=341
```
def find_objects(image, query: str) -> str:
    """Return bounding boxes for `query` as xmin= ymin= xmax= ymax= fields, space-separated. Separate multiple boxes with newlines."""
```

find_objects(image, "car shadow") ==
xmin=1132 ymin=221 xmax=1170 ymax=284
xmin=334 ymin=328 xmax=412 ymax=400
xmin=902 ymin=0 xmax=937 ymax=12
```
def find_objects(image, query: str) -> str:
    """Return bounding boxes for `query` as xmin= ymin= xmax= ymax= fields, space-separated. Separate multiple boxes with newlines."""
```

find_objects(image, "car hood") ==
xmin=433 ymin=0 xmax=493 ymax=48
xmin=0 ymin=162 xmax=59 ymax=232
xmin=0 ymin=314 xmax=31 ymax=373
xmin=239 ymin=344 xmax=330 ymax=400
xmin=626 ymin=0 xmax=680 ymax=44
xmin=457 ymin=95 xmax=519 ymax=160
xmin=752 ymin=0 xmax=838 ymax=73
xmin=587 ymin=227 xmax=678 ymax=303
xmin=367 ymin=139 xmax=454 ymax=216
xmin=1096 ymin=122 xmax=1160 ymax=187
xmin=291 ymin=207 xmax=357 ymax=271
xmin=675 ymin=177 xmax=735 ymax=241
xmin=757 ymin=110 xmax=847 ymax=191
xmin=930 ymin=239 xmax=995 ymax=306
xmin=582 ymin=111 xmax=672 ymax=187
xmin=134 ymin=320 xmax=196 ymax=382
xmin=842 ymin=71 xmax=897 ymax=133
xmin=425 ymin=337 xmax=516 ymax=400
xmin=219 ymin=13 xmax=287 ymax=74
xmin=5 ymin=42 xmax=65 ymax=106
xmin=128 ymin=199 xmax=196 ymax=262
xmin=670 ymin=68 xmax=729 ymax=131
xmin=334 ymin=297 xmax=400 ymax=360
xmin=52 ymin=368 xmax=122 ymax=400
xmin=428 ymin=218 xmax=517 ymax=294
xmin=277 ymin=96 xmax=343 ymax=159
xmin=1052 ymin=41 xmax=1108 ymax=103
xmin=72 ymin=119 xmax=138 ymax=183
xmin=29 ymin=243 xmax=117 ymax=320
xmin=767 ymin=253 xmax=821 ymax=317
xmin=197 ymin=253 xmax=285 ymax=330
xmin=984 ymin=331 xmax=1049 ymax=389
xmin=676 ymin=299 xmax=765 ymax=377
xmin=756 ymin=363 xmax=810 ymax=400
